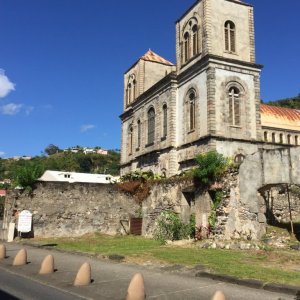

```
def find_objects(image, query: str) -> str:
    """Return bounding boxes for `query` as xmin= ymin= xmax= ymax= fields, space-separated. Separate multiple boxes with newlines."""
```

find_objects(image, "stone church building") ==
xmin=120 ymin=0 xmax=300 ymax=177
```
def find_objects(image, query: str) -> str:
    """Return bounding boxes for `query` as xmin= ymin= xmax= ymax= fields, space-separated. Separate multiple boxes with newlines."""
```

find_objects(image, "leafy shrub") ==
xmin=193 ymin=151 xmax=229 ymax=187
xmin=120 ymin=170 xmax=162 ymax=182
xmin=154 ymin=211 xmax=195 ymax=244
xmin=13 ymin=164 xmax=44 ymax=192
xmin=208 ymin=191 xmax=223 ymax=228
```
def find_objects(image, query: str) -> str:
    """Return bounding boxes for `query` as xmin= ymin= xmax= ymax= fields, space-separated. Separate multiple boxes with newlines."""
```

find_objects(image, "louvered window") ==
xmin=148 ymin=108 xmax=155 ymax=144
xmin=192 ymin=25 xmax=198 ymax=56
xmin=163 ymin=105 xmax=168 ymax=138
xmin=127 ymin=83 xmax=132 ymax=104
xmin=137 ymin=120 xmax=141 ymax=148
xmin=225 ymin=21 xmax=236 ymax=52
xmin=184 ymin=32 xmax=190 ymax=62
xmin=229 ymin=87 xmax=240 ymax=126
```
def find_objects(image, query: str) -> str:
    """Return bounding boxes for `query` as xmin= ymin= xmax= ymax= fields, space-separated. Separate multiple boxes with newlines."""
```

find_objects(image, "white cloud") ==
xmin=80 ymin=124 xmax=96 ymax=133
xmin=0 ymin=151 xmax=5 ymax=157
xmin=0 ymin=69 xmax=15 ymax=98
xmin=0 ymin=103 xmax=23 ymax=115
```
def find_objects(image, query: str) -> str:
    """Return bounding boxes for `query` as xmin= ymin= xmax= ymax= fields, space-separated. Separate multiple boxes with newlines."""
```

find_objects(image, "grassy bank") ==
xmin=28 ymin=233 xmax=300 ymax=286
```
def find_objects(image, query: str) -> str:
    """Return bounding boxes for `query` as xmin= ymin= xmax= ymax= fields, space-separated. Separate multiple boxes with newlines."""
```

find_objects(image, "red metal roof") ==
xmin=0 ymin=189 xmax=6 ymax=196
xmin=141 ymin=50 xmax=174 ymax=66
xmin=261 ymin=104 xmax=300 ymax=121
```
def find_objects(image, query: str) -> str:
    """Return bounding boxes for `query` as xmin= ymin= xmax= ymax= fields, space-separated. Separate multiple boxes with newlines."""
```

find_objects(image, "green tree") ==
xmin=44 ymin=144 xmax=61 ymax=156
xmin=13 ymin=163 xmax=44 ymax=192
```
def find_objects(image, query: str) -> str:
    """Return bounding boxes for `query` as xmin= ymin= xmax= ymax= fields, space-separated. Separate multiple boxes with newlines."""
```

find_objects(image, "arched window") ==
xmin=148 ymin=108 xmax=155 ymax=145
xmin=225 ymin=21 xmax=236 ymax=52
xmin=287 ymin=134 xmax=291 ymax=144
xmin=137 ymin=120 xmax=141 ymax=149
xmin=126 ymin=74 xmax=136 ymax=105
xmin=264 ymin=131 xmax=268 ymax=142
xmin=127 ymin=83 xmax=132 ymax=105
xmin=184 ymin=32 xmax=190 ymax=62
xmin=189 ymin=91 xmax=196 ymax=130
xmin=128 ymin=125 xmax=133 ymax=155
xmin=133 ymin=80 xmax=136 ymax=100
xmin=295 ymin=135 xmax=299 ymax=146
xmin=192 ymin=25 xmax=198 ymax=57
xmin=272 ymin=132 xmax=276 ymax=143
xmin=279 ymin=133 xmax=283 ymax=144
xmin=163 ymin=104 xmax=168 ymax=138
xmin=228 ymin=87 xmax=240 ymax=126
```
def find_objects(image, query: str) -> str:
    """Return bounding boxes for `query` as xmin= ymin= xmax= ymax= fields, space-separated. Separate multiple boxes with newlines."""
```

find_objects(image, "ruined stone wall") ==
xmin=4 ymin=182 xmax=140 ymax=238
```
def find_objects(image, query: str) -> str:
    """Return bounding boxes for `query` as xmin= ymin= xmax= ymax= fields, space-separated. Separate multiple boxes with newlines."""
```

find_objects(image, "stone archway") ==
xmin=216 ymin=147 xmax=300 ymax=241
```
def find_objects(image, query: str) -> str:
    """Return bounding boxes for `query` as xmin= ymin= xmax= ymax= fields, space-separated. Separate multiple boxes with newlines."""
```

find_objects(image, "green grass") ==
xmin=29 ymin=233 xmax=300 ymax=286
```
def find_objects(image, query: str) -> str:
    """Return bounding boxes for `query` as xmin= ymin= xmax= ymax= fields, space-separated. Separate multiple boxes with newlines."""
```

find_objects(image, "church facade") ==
xmin=120 ymin=0 xmax=300 ymax=177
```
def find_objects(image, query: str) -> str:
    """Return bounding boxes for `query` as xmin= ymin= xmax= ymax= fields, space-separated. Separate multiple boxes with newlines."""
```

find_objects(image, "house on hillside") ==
xmin=38 ymin=171 xmax=113 ymax=184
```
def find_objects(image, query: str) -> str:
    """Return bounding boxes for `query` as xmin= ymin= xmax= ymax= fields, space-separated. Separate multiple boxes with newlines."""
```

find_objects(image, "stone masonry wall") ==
xmin=4 ymin=182 xmax=140 ymax=238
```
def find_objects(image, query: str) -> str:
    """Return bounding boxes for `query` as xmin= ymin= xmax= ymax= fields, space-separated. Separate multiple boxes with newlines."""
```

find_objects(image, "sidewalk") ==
xmin=0 ymin=242 xmax=298 ymax=300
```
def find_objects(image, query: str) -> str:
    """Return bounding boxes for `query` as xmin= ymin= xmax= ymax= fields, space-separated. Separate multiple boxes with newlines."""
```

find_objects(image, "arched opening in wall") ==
xmin=272 ymin=132 xmax=276 ymax=143
xmin=279 ymin=133 xmax=283 ymax=144
xmin=181 ymin=186 xmax=195 ymax=225
xmin=259 ymin=184 xmax=300 ymax=242
xmin=264 ymin=131 xmax=268 ymax=142
xmin=295 ymin=136 xmax=298 ymax=146
xmin=287 ymin=134 xmax=291 ymax=144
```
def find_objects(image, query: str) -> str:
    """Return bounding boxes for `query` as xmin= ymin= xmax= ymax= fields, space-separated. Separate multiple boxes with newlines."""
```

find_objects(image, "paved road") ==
xmin=0 ymin=243 xmax=296 ymax=300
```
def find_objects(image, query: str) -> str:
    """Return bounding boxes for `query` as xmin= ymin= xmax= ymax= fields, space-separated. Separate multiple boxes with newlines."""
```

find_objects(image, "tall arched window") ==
xmin=295 ymin=136 xmax=299 ymax=145
xmin=228 ymin=87 xmax=240 ymax=126
xmin=133 ymin=80 xmax=136 ymax=100
xmin=137 ymin=120 xmax=141 ymax=149
xmin=163 ymin=104 xmax=168 ymax=138
xmin=264 ymin=131 xmax=268 ymax=142
xmin=189 ymin=91 xmax=196 ymax=131
xmin=126 ymin=74 xmax=136 ymax=106
xmin=192 ymin=25 xmax=198 ymax=57
xmin=225 ymin=21 xmax=236 ymax=52
xmin=184 ymin=32 xmax=190 ymax=62
xmin=128 ymin=125 xmax=133 ymax=155
xmin=127 ymin=83 xmax=132 ymax=105
xmin=287 ymin=134 xmax=291 ymax=144
xmin=148 ymin=108 xmax=155 ymax=145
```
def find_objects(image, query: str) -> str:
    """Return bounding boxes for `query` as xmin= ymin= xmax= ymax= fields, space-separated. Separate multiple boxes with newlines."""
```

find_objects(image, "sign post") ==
xmin=18 ymin=210 xmax=32 ymax=234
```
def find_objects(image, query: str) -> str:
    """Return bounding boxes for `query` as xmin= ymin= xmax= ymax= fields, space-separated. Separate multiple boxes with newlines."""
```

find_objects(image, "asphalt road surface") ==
xmin=0 ymin=243 xmax=297 ymax=300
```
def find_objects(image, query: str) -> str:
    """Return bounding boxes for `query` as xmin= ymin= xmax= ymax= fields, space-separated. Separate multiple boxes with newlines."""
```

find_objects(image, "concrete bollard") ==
xmin=13 ymin=248 xmax=27 ymax=266
xmin=126 ymin=273 xmax=145 ymax=300
xmin=39 ymin=254 xmax=55 ymax=274
xmin=211 ymin=290 xmax=226 ymax=300
xmin=0 ymin=244 xmax=6 ymax=259
xmin=73 ymin=262 xmax=91 ymax=286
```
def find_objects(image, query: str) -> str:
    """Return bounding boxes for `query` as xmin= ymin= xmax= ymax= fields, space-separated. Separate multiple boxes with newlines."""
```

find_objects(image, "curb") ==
xmin=196 ymin=271 xmax=300 ymax=296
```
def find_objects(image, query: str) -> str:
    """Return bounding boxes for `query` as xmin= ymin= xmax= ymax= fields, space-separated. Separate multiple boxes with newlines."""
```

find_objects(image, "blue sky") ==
xmin=0 ymin=0 xmax=299 ymax=158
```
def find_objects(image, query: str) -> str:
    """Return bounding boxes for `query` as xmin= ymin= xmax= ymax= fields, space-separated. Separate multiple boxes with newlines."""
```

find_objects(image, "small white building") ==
xmin=38 ymin=171 xmax=113 ymax=184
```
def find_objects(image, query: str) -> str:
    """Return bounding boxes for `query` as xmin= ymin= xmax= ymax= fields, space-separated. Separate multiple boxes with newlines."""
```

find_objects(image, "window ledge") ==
xmin=145 ymin=142 xmax=154 ymax=148
xmin=188 ymin=129 xmax=195 ymax=134
xmin=224 ymin=50 xmax=237 ymax=55
xmin=229 ymin=125 xmax=241 ymax=129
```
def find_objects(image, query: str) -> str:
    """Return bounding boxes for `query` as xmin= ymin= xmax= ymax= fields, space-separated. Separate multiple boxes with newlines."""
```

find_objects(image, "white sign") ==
xmin=18 ymin=210 xmax=32 ymax=233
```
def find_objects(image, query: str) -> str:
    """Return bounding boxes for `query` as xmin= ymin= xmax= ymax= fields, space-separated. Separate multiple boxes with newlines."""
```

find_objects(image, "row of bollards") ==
xmin=0 ymin=244 xmax=226 ymax=299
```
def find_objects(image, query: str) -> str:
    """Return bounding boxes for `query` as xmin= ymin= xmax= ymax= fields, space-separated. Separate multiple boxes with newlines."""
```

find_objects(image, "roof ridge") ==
xmin=141 ymin=49 xmax=174 ymax=66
